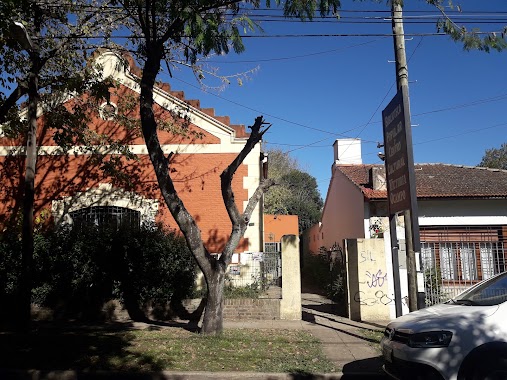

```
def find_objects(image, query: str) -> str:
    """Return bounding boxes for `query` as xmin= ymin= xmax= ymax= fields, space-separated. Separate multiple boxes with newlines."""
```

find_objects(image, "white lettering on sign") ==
xmin=389 ymin=175 xmax=407 ymax=191
xmin=384 ymin=105 xmax=402 ymax=139
xmin=388 ymin=140 xmax=402 ymax=158
xmin=390 ymin=190 xmax=406 ymax=205
xmin=386 ymin=121 xmax=403 ymax=141
xmin=387 ymin=156 xmax=406 ymax=175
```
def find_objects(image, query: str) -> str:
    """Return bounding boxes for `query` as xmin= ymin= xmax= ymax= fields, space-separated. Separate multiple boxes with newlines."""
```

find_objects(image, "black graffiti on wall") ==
xmin=365 ymin=269 xmax=387 ymax=288
xmin=353 ymin=290 xmax=394 ymax=306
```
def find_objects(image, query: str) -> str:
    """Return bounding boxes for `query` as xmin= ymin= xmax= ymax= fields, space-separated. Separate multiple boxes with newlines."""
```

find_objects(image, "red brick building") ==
xmin=0 ymin=50 xmax=264 ymax=254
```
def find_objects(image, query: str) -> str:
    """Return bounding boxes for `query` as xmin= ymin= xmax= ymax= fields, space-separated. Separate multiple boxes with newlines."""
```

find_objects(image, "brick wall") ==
xmin=181 ymin=298 xmax=280 ymax=320
xmin=223 ymin=299 xmax=280 ymax=320
xmin=0 ymin=151 xmax=249 ymax=253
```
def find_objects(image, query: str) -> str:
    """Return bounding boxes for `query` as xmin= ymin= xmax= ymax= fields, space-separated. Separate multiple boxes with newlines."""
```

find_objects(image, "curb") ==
xmin=0 ymin=369 xmax=387 ymax=379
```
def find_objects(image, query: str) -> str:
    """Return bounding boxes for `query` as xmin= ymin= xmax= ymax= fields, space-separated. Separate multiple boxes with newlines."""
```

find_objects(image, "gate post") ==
xmin=280 ymin=234 xmax=302 ymax=320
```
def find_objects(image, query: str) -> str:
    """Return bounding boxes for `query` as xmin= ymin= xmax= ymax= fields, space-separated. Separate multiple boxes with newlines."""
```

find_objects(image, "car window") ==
xmin=454 ymin=272 xmax=507 ymax=306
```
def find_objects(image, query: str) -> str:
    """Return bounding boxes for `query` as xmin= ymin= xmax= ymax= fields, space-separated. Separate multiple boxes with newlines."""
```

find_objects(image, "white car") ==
xmin=380 ymin=271 xmax=507 ymax=380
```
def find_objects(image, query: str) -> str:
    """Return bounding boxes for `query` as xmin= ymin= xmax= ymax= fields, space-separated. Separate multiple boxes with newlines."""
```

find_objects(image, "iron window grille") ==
xmin=69 ymin=206 xmax=141 ymax=230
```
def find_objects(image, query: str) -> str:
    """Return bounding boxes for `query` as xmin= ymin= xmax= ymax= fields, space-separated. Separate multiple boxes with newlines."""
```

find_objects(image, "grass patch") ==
xmin=0 ymin=325 xmax=335 ymax=374
xmin=361 ymin=329 xmax=384 ymax=353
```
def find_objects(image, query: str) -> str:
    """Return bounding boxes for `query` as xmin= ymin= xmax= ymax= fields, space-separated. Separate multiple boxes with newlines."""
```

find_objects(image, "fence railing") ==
xmin=421 ymin=240 xmax=506 ymax=306
xmin=264 ymin=242 xmax=281 ymax=253
xmin=225 ymin=251 xmax=282 ymax=298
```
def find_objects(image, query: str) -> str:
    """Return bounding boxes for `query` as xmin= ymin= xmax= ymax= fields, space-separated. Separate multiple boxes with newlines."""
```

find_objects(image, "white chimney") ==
xmin=333 ymin=138 xmax=362 ymax=165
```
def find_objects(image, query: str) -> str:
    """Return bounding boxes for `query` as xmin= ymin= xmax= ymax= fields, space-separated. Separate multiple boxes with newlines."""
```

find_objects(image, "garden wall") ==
xmin=32 ymin=298 xmax=281 ymax=322
xmin=223 ymin=299 xmax=280 ymax=320
xmin=175 ymin=298 xmax=280 ymax=321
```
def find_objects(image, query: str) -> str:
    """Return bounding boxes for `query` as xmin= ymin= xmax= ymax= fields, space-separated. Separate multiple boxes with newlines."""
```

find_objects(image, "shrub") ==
xmin=0 ymin=222 xmax=197 ymax=321
xmin=301 ymin=251 xmax=347 ymax=304
xmin=224 ymin=280 xmax=261 ymax=299
xmin=111 ymin=223 xmax=196 ymax=315
xmin=0 ymin=229 xmax=22 ymax=314
xmin=424 ymin=267 xmax=448 ymax=306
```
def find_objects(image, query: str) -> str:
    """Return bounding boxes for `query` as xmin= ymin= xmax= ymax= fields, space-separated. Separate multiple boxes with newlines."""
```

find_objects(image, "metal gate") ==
xmin=261 ymin=251 xmax=282 ymax=288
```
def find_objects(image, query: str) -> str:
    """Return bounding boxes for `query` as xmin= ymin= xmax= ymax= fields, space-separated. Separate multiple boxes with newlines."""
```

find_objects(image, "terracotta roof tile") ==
xmin=336 ymin=163 xmax=507 ymax=200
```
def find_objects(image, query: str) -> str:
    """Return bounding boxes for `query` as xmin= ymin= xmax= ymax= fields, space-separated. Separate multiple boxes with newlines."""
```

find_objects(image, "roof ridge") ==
xmin=336 ymin=162 xmax=507 ymax=200
xmin=102 ymin=48 xmax=249 ymax=137
xmin=415 ymin=162 xmax=507 ymax=174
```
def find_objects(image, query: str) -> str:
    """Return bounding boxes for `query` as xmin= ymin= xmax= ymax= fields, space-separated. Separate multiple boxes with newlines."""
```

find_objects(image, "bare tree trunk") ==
xmin=137 ymin=37 xmax=273 ymax=334
xmin=201 ymin=267 xmax=226 ymax=334
xmin=139 ymin=46 xmax=223 ymax=333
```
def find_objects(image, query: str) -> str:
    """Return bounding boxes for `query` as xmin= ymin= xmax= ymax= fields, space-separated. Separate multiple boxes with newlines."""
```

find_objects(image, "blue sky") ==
xmin=157 ymin=0 xmax=507 ymax=197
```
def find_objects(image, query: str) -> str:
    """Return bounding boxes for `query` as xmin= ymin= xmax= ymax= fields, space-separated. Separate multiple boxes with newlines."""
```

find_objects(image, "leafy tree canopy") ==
xmin=264 ymin=149 xmax=323 ymax=233
xmin=479 ymin=143 xmax=507 ymax=170
xmin=426 ymin=0 xmax=507 ymax=52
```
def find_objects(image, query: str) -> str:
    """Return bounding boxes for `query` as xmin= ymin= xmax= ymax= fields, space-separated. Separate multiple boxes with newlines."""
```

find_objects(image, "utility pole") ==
xmin=390 ymin=1 xmax=421 ymax=312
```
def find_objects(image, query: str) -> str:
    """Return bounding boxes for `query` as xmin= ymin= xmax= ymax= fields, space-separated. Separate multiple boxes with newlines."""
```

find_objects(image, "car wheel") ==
xmin=466 ymin=356 xmax=507 ymax=380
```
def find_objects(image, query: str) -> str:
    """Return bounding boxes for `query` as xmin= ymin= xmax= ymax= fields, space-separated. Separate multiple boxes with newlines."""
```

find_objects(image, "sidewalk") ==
xmin=225 ymin=293 xmax=388 ymax=378
xmin=303 ymin=293 xmax=387 ymax=377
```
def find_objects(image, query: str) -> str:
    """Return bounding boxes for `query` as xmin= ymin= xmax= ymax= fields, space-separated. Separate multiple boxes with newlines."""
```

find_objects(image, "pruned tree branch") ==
xmin=220 ymin=116 xmax=270 ymax=224
xmin=219 ymin=116 xmax=273 ymax=262
xmin=0 ymin=85 xmax=28 ymax=124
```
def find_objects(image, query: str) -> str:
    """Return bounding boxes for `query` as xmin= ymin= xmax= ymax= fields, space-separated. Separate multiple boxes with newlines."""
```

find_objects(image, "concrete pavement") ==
xmin=225 ymin=293 xmax=388 ymax=378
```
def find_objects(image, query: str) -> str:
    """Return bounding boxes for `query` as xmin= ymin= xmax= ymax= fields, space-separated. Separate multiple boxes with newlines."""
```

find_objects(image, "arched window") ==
xmin=70 ymin=206 xmax=140 ymax=229
xmin=52 ymin=183 xmax=159 ymax=227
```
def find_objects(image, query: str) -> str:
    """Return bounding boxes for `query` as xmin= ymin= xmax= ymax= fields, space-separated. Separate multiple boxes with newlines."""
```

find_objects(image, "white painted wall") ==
xmin=320 ymin=166 xmax=366 ymax=252
xmin=333 ymin=138 xmax=362 ymax=165
xmin=419 ymin=199 xmax=507 ymax=225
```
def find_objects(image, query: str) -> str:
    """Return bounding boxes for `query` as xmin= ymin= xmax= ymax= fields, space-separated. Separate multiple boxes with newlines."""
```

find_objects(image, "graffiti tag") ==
xmin=365 ymin=269 xmax=387 ymax=288
xmin=353 ymin=290 xmax=394 ymax=306
xmin=359 ymin=250 xmax=376 ymax=263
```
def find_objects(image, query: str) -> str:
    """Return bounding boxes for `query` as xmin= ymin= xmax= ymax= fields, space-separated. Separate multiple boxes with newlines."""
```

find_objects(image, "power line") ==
xmin=263 ymin=92 xmax=507 ymax=147
xmin=311 ymin=120 xmax=507 ymax=187
xmin=29 ymin=1 xmax=507 ymax=17
xmin=239 ymin=8 xmax=507 ymax=15
xmin=239 ymin=31 xmax=501 ymax=38
xmin=415 ymin=121 xmax=507 ymax=146
xmin=205 ymin=39 xmax=382 ymax=63
xmin=169 ymin=73 xmax=367 ymax=139
xmin=247 ymin=19 xmax=507 ymax=25
xmin=167 ymin=51 xmax=507 ymax=151
xmin=304 ymin=41 xmax=408 ymax=150
xmin=414 ymin=94 xmax=507 ymax=117
xmin=32 ymin=30 xmax=504 ymax=40
xmin=281 ymin=35 xmax=424 ymax=156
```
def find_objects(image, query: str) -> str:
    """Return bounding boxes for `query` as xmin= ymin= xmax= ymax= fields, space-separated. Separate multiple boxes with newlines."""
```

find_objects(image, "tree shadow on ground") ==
xmin=284 ymin=373 xmax=342 ymax=379
xmin=138 ymin=319 xmax=200 ymax=333
xmin=302 ymin=302 xmax=345 ymax=316
xmin=302 ymin=311 xmax=382 ymax=344
xmin=0 ymin=322 xmax=166 ymax=372
xmin=302 ymin=309 xmax=385 ymax=336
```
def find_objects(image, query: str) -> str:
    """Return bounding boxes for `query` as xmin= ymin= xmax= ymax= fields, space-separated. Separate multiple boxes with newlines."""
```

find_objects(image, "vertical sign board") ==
xmin=382 ymin=86 xmax=413 ymax=214
xmin=383 ymin=86 xmax=423 ymax=314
